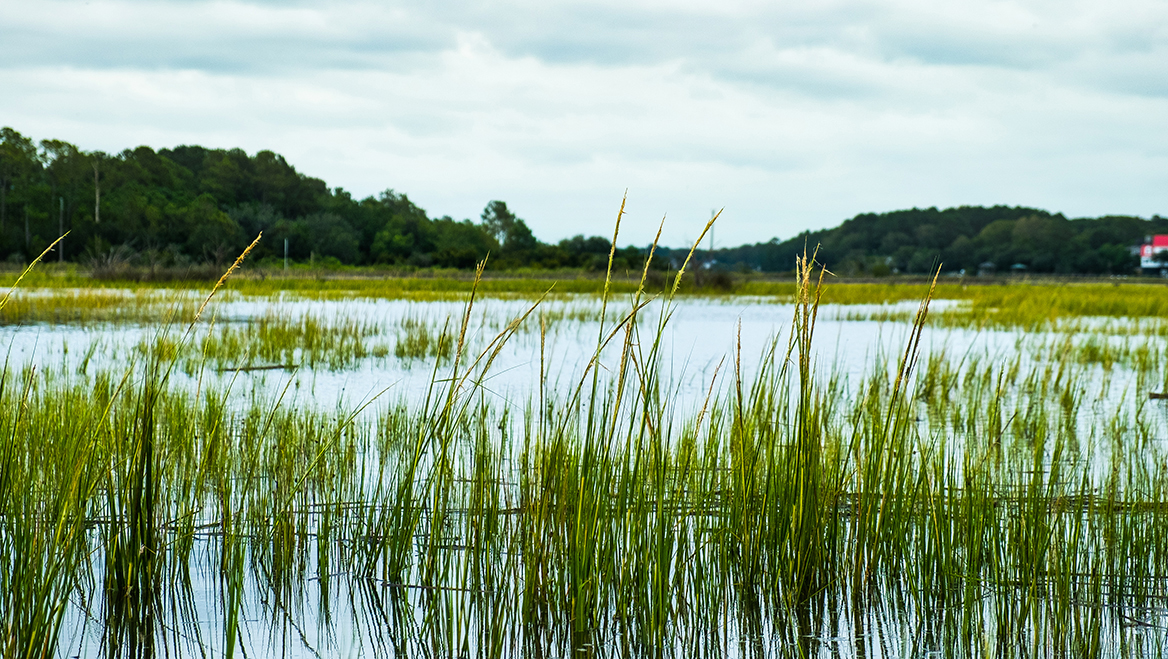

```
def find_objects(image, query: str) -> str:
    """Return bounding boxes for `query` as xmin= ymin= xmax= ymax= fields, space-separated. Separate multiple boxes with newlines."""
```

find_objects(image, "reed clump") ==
xmin=193 ymin=310 xmax=388 ymax=371
xmin=393 ymin=315 xmax=453 ymax=362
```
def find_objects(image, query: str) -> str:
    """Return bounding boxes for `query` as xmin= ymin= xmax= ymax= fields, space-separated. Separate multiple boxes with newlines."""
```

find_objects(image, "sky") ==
xmin=1 ymin=0 xmax=1165 ymax=247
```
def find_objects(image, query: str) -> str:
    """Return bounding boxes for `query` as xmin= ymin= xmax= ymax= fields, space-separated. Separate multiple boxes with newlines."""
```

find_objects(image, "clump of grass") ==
xmin=197 ymin=310 xmax=387 ymax=371
xmin=393 ymin=315 xmax=453 ymax=362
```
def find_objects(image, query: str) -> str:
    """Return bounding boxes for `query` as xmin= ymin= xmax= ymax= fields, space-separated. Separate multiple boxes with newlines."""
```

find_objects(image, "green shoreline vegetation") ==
xmin=7 ymin=271 xmax=1168 ymax=329
xmin=4 ymin=231 xmax=1168 ymax=657
xmin=1 ymin=126 xmax=1164 ymax=278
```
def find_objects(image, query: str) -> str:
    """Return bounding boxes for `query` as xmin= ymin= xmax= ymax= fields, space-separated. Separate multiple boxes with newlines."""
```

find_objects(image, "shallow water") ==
xmin=9 ymin=287 xmax=1168 ymax=658
xmin=0 ymin=293 xmax=1008 ymax=408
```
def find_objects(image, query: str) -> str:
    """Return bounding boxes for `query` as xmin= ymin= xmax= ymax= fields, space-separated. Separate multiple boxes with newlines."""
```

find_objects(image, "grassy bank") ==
xmin=4 ymin=263 xmax=1167 ymax=306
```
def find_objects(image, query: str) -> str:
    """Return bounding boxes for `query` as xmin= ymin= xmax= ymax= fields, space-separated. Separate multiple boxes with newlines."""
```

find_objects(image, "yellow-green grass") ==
xmin=8 ymin=267 xmax=1168 ymax=323
xmin=0 ymin=288 xmax=198 ymax=326
xmin=0 ymin=267 xmax=648 ymax=300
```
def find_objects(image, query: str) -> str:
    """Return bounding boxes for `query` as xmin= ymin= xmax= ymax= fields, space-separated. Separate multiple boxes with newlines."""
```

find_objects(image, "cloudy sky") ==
xmin=1 ymin=0 xmax=1165 ymax=247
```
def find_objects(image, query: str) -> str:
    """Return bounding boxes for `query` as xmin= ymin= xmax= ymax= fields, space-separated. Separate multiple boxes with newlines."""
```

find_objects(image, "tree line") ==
xmin=0 ymin=127 xmax=649 ymax=273
xmin=3 ymin=127 xmax=1162 ymax=277
xmin=704 ymin=205 xmax=1166 ymax=276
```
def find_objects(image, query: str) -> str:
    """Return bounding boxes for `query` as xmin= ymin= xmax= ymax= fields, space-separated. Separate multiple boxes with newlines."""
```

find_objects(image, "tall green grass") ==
xmin=5 ymin=230 xmax=1168 ymax=657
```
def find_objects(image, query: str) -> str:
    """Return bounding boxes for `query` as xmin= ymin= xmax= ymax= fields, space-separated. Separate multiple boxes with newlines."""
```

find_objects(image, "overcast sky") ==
xmin=1 ymin=0 xmax=1165 ymax=247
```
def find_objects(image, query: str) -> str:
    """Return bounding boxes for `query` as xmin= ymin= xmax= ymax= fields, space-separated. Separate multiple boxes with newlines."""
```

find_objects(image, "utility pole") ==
xmin=93 ymin=160 xmax=100 ymax=224
xmin=284 ymin=238 xmax=288 ymax=272
xmin=58 ymin=197 xmax=64 ymax=262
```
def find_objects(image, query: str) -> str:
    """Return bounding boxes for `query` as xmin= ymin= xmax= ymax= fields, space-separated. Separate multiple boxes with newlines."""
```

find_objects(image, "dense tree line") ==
xmin=4 ymin=128 xmax=1162 ymax=277
xmin=0 ymin=128 xmax=649 ymax=273
xmin=703 ymin=206 xmax=1167 ymax=276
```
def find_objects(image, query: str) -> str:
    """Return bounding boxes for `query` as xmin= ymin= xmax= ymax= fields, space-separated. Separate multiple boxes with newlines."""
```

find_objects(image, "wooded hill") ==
xmin=698 ymin=206 xmax=1165 ymax=276
xmin=0 ymin=127 xmax=644 ymax=273
xmin=1 ymin=127 xmax=1162 ymax=276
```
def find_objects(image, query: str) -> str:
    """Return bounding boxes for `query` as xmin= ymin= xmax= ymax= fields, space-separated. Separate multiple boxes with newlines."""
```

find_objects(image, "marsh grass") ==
xmin=0 ymin=269 xmax=650 ymax=300
xmin=393 ymin=315 xmax=453 ymax=362
xmin=826 ymin=281 xmax=1168 ymax=333
xmin=0 ymin=289 xmax=199 ymax=327
xmin=195 ymin=310 xmax=389 ymax=372
xmin=6 ymin=227 xmax=1168 ymax=657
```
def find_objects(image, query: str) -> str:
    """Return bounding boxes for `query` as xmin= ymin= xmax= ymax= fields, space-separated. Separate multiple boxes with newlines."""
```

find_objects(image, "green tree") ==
xmin=431 ymin=216 xmax=496 ymax=268
xmin=40 ymin=139 xmax=92 ymax=260
xmin=0 ymin=128 xmax=40 ymax=254
xmin=557 ymin=234 xmax=613 ymax=270
xmin=302 ymin=212 xmax=359 ymax=263
xmin=481 ymin=200 xmax=537 ymax=264
xmin=181 ymin=194 xmax=245 ymax=266
xmin=369 ymin=191 xmax=435 ymax=265
xmin=199 ymin=149 xmax=250 ymax=208
xmin=0 ymin=129 xmax=36 ymax=229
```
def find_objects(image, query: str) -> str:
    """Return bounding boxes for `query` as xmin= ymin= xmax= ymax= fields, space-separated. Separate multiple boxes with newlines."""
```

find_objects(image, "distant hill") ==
xmin=688 ymin=206 xmax=1168 ymax=275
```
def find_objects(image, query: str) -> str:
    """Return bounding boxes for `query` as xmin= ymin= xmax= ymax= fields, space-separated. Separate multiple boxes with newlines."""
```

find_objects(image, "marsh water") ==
xmin=0 ymin=294 xmax=1037 ymax=410
xmin=4 ymin=284 xmax=1168 ymax=658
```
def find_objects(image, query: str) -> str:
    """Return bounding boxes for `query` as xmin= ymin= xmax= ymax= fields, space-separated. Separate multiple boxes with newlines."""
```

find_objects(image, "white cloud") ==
xmin=1 ymin=0 xmax=1166 ymax=246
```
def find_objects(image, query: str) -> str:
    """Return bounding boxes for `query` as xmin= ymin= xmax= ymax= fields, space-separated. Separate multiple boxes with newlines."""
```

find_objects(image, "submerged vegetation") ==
xmin=4 ymin=227 xmax=1168 ymax=656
